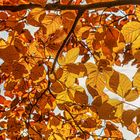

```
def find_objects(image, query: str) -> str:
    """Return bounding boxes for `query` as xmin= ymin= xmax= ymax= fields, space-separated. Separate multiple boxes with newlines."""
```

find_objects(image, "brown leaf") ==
xmin=81 ymin=118 xmax=96 ymax=128
xmin=51 ymin=81 xmax=65 ymax=93
xmin=74 ymin=91 xmax=88 ymax=104
xmin=104 ymin=121 xmax=123 ymax=139
xmin=109 ymin=71 xmax=119 ymax=92
xmin=127 ymin=122 xmax=137 ymax=134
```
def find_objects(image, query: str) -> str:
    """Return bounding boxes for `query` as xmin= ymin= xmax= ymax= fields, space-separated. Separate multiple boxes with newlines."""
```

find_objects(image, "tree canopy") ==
xmin=1 ymin=0 xmax=140 ymax=139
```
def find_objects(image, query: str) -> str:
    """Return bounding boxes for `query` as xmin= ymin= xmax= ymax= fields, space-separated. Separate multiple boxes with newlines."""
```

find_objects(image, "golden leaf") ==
xmin=65 ymin=47 xmax=80 ymax=64
xmin=107 ymin=99 xmax=123 ymax=118
xmin=136 ymin=6 xmax=140 ymax=21
xmin=109 ymin=73 xmax=132 ymax=98
xmin=0 ymin=39 xmax=7 ymax=49
xmin=56 ymin=91 xmax=72 ymax=104
xmin=41 ymin=14 xmax=63 ymax=38
xmin=76 ymin=26 xmax=91 ymax=40
xmin=124 ymin=89 xmax=139 ymax=102
xmin=27 ymin=8 xmax=46 ymax=26
xmin=133 ymin=70 xmax=140 ymax=91
xmin=121 ymin=21 xmax=140 ymax=43
xmin=85 ymin=62 xmax=112 ymax=91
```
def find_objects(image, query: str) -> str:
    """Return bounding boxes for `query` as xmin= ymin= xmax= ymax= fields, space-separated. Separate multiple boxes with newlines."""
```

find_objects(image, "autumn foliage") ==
xmin=1 ymin=0 xmax=140 ymax=139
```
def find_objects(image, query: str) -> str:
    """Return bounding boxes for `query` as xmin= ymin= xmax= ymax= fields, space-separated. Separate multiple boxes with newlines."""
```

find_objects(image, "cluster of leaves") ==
xmin=1 ymin=0 xmax=140 ymax=139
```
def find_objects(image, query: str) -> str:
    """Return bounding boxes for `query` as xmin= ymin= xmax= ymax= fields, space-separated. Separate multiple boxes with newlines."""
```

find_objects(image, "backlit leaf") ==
xmin=56 ymin=91 xmax=72 ymax=104
xmin=124 ymin=89 xmax=139 ymax=102
xmin=42 ymin=14 xmax=63 ymax=38
xmin=136 ymin=6 xmax=140 ymax=21
xmin=121 ymin=21 xmax=140 ymax=43
xmin=133 ymin=70 xmax=140 ymax=91
xmin=65 ymin=47 xmax=80 ymax=64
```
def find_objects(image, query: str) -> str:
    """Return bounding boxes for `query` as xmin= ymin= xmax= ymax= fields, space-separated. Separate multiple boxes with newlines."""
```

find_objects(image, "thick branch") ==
xmin=0 ymin=0 xmax=140 ymax=12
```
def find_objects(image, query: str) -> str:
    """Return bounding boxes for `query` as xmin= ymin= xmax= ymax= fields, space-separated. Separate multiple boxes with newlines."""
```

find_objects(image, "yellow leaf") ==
xmin=65 ymin=47 xmax=80 ymax=64
xmin=48 ymin=133 xmax=64 ymax=140
xmin=42 ymin=14 xmax=63 ymax=37
xmin=56 ymin=91 xmax=72 ymax=104
xmin=124 ymin=89 xmax=139 ymax=102
xmin=27 ymin=8 xmax=46 ymax=26
xmin=107 ymin=99 xmax=123 ymax=118
xmin=109 ymin=73 xmax=132 ymax=98
xmin=85 ymin=62 xmax=112 ymax=91
xmin=133 ymin=70 xmax=140 ymax=91
xmin=0 ymin=39 xmax=7 ymax=49
xmin=85 ymin=62 xmax=97 ymax=75
xmin=136 ymin=6 xmax=140 ymax=21
xmin=65 ymin=73 xmax=76 ymax=87
xmin=76 ymin=26 xmax=91 ymax=40
xmin=121 ymin=21 xmax=140 ymax=43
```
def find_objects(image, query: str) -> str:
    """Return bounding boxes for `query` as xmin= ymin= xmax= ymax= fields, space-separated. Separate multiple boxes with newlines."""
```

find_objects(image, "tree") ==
xmin=1 ymin=0 xmax=140 ymax=139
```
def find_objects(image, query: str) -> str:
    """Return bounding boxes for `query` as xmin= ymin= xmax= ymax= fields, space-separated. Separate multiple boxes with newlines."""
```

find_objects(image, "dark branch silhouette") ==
xmin=0 ymin=0 xmax=140 ymax=12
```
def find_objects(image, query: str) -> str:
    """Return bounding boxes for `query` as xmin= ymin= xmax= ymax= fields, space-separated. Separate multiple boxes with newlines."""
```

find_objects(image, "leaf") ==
xmin=76 ymin=26 xmax=91 ymax=40
xmin=0 ymin=45 xmax=20 ymax=63
xmin=109 ymin=72 xmax=132 ymax=98
xmin=41 ymin=14 xmax=63 ymax=38
xmin=74 ymin=90 xmax=88 ymax=104
xmin=121 ymin=21 xmax=140 ymax=43
xmin=65 ymin=47 xmax=80 ymax=64
xmin=0 ymin=39 xmax=7 ymax=49
xmin=124 ymin=89 xmax=139 ymax=102
xmin=133 ymin=70 xmax=140 ymax=91
xmin=122 ymin=110 xmax=135 ymax=126
xmin=12 ymin=62 xmax=28 ymax=79
xmin=56 ymin=91 xmax=72 ymax=104
xmin=30 ymin=65 xmax=46 ymax=82
xmin=85 ymin=62 xmax=112 ymax=91
xmin=107 ymin=99 xmax=123 ymax=118
xmin=127 ymin=122 xmax=137 ymax=134
xmin=97 ymin=102 xmax=116 ymax=120
xmin=104 ymin=122 xmax=123 ymax=139
xmin=50 ymin=81 xmax=65 ymax=93
xmin=67 ymin=63 xmax=87 ymax=78
xmin=136 ymin=6 xmax=140 ymax=21
xmin=0 ymin=95 xmax=6 ymax=105
xmin=10 ymin=98 xmax=19 ymax=108
xmin=30 ymin=0 xmax=47 ymax=6
xmin=27 ymin=8 xmax=46 ymax=26
xmin=81 ymin=118 xmax=96 ymax=128
xmin=87 ymin=85 xmax=99 ymax=98
xmin=108 ymin=71 xmax=119 ymax=92
xmin=0 ymin=12 xmax=8 ymax=20
xmin=50 ymin=116 xmax=61 ymax=127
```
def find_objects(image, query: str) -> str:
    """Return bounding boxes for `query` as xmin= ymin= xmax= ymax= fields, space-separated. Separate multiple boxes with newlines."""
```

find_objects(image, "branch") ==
xmin=50 ymin=9 xmax=84 ymax=73
xmin=0 ymin=0 xmax=140 ymax=12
